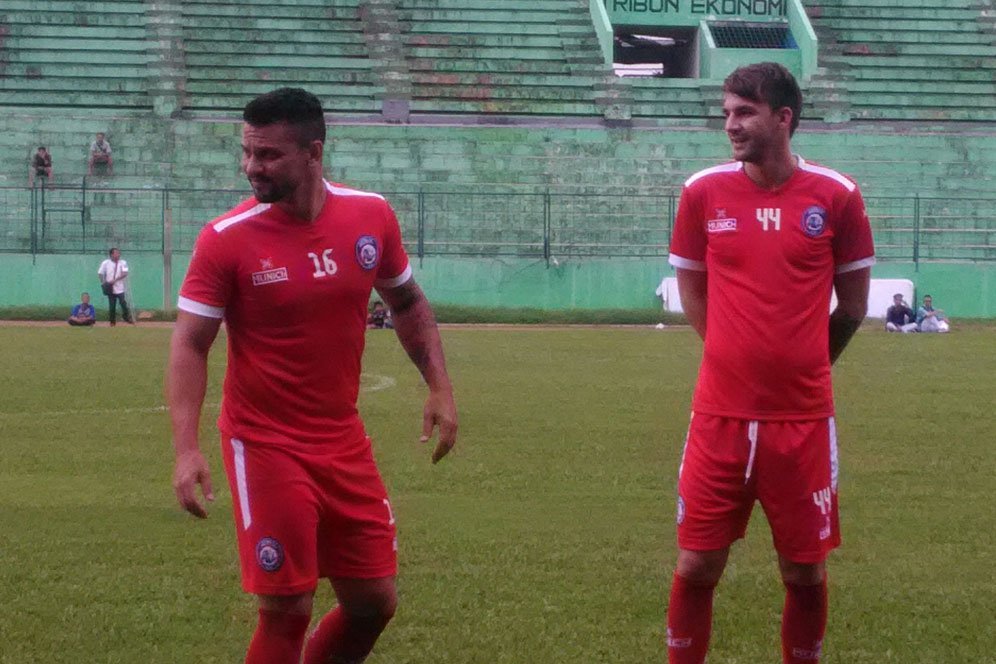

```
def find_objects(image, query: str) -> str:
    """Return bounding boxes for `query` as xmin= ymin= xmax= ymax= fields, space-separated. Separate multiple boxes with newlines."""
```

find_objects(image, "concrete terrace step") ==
xmin=0 ymin=92 xmax=152 ymax=108
xmin=408 ymin=46 xmax=568 ymax=60
xmin=411 ymin=84 xmax=596 ymax=102
xmin=0 ymin=0 xmax=145 ymax=13
xmin=189 ymin=69 xmax=378 ymax=84
xmin=404 ymin=21 xmax=563 ymax=36
xmin=809 ymin=17 xmax=987 ymax=32
xmin=4 ymin=37 xmax=148 ymax=51
xmin=184 ymin=81 xmax=383 ymax=97
xmin=809 ymin=7 xmax=984 ymax=20
xmin=0 ymin=12 xmax=144 ymax=27
xmin=5 ymin=25 xmax=148 ymax=39
xmin=183 ymin=41 xmax=370 ymax=57
xmin=410 ymin=72 xmax=607 ymax=86
xmin=846 ymin=106 xmax=996 ymax=121
xmin=180 ymin=28 xmax=365 ymax=44
xmin=184 ymin=54 xmax=375 ymax=69
xmin=0 ymin=78 xmax=149 ymax=92
xmin=1 ymin=51 xmax=151 ymax=65
xmin=833 ymin=30 xmax=993 ymax=45
xmin=404 ymin=34 xmax=566 ymax=48
xmin=185 ymin=96 xmax=380 ymax=112
xmin=0 ymin=63 xmax=150 ymax=78
xmin=402 ymin=9 xmax=572 ymax=24
xmin=409 ymin=99 xmax=600 ymax=115
xmin=179 ymin=5 xmax=349 ymax=19
xmin=408 ymin=59 xmax=574 ymax=74
xmin=847 ymin=67 xmax=996 ymax=82
xmin=180 ymin=16 xmax=363 ymax=32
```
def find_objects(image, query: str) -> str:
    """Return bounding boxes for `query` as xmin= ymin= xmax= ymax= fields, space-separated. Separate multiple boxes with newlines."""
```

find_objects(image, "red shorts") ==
xmin=676 ymin=413 xmax=841 ymax=563
xmin=220 ymin=435 xmax=397 ymax=595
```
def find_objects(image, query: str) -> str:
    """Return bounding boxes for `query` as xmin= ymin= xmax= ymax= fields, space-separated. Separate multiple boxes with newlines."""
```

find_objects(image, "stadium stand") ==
xmin=0 ymin=0 xmax=151 ymax=109
xmin=398 ymin=0 xmax=609 ymax=116
xmin=806 ymin=0 xmax=996 ymax=121
xmin=0 ymin=0 xmax=993 ymax=267
xmin=179 ymin=0 xmax=384 ymax=114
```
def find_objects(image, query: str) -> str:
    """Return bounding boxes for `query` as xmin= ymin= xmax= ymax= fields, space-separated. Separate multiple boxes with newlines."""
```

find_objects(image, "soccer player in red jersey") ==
xmin=665 ymin=63 xmax=874 ymax=664
xmin=166 ymin=88 xmax=458 ymax=664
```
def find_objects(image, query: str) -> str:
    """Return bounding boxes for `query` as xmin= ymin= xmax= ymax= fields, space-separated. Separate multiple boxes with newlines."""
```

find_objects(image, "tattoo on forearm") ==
xmin=828 ymin=309 xmax=863 ymax=365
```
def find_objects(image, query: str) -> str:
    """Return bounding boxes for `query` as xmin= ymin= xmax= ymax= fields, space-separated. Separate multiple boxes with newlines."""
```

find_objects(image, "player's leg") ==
xmin=305 ymin=439 xmax=398 ymax=664
xmin=756 ymin=419 xmax=839 ymax=664
xmin=668 ymin=414 xmax=756 ymax=664
xmin=220 ymin=436 xmax=323 ymax=664
xmin=303 ymin=576 xmax=397 ymax=664
xmin=246 ymin=592 xmax=314 ymax=664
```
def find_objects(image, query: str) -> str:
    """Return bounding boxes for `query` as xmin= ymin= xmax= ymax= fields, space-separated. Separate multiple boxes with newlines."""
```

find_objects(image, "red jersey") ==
xmin=668 ymin=157 xmax=875 ymax=420
xmin=179 ymin=181 xmax=412 ymax=449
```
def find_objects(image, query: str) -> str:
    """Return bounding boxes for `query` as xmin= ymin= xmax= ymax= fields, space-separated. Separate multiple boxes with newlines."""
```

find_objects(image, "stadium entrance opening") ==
xmin=612 ymin=27 xmax=698 ymax=77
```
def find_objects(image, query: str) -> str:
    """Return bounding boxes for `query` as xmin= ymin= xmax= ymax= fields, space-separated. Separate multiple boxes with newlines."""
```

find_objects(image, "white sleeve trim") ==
xmin=177 ymin=296 xmax=225 ymax=319
xmin=668 ymin=254 xmax=707 ymax=271
xmin=374 ymin=263 xmax=413 ymax=289
xmin=835 ymin=256 xmax=876 ymax=274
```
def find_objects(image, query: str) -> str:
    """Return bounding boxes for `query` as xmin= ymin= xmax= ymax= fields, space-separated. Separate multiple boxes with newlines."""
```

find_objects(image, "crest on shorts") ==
xmin=801 ymin=206 xmax=827 ymax=237
xmin=676 ymin=496 xmax=686 ymax=525
xmin=355 ymin=235 xmax=379 ymax=271
xmin=256 ymin=537 xmax=284 ymax=572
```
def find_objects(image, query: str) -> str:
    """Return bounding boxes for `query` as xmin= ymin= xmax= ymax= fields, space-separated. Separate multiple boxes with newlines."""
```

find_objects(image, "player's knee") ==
xmin=778 ymin=558 xmax=826 ymax=585
xmin=258 ymin=592 xmax=314 ymax=617
xmin=675 ymin=548 xmax=728 ymax=586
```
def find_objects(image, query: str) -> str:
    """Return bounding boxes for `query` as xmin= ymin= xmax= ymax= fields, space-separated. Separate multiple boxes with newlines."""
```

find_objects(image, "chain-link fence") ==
xmin=1 ymin=182 xmax=993 ymax=263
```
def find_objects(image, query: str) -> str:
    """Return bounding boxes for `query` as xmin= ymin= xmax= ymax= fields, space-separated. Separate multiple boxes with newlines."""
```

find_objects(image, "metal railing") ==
xmin=2 ymin=182 xmax=994 ymax=264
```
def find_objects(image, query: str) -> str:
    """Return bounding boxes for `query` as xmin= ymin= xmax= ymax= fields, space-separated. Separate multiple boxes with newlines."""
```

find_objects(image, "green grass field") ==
xmin=0 ymin=323 xmax=993 ymax=663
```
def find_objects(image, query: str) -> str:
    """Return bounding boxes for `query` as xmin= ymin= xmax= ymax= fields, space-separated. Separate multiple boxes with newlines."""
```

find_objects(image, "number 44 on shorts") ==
xmin=812 ymin=486 xmax=833 ymax=541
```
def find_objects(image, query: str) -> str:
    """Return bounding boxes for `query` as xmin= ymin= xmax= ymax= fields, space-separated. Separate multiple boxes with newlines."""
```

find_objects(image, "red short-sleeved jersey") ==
xmin=668 ymin=157 xmax=875 ymax=420
xmin=179 ymin=181 xmax=412 ymax=448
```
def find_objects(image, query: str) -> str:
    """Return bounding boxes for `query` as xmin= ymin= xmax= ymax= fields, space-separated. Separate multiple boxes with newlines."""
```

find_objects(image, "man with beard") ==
xmin=167 ymin=88 xmax=458 ymax=664
xmin=665 ymin=63 xmax=874 ymax=664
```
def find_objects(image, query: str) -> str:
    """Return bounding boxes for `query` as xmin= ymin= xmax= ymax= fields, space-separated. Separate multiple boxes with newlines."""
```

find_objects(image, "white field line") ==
xmin=0 ymin=373 xmax=396 ymax=418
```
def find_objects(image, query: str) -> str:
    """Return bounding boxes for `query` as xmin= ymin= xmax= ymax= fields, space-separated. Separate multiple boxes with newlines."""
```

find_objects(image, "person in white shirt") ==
xmin=97 ymin=247 xmax=134 ymax=326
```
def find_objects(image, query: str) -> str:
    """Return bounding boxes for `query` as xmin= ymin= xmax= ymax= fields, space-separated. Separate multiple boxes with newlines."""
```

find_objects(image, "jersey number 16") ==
xmin=308 ymin=249 xmax=338 ymax=278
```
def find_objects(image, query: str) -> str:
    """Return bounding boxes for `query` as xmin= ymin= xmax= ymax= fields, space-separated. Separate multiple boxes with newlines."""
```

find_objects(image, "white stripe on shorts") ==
xmin=231 ymin=438 xmax=252 ymax=530
xmin=745 ymin=420 xmax=759 ymax=483
xmin=678 ymin=411 xmax=695 ymax=478
xmin=828 ymin=417 xmax=839 ymax=492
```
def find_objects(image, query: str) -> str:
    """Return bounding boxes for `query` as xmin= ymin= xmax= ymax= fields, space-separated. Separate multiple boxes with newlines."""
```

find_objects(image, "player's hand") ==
xmin=420 ymin=387 xmax=458 ymax=464
xmin=173 ymin=449 xmax=214 ymax=518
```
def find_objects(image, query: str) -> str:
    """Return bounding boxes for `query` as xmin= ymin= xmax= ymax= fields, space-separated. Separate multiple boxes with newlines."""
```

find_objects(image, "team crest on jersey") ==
xmin=801 ymin=206 xmax=828 ymax=237
xmin=256 ymin=537 xmax=284 ymax=572
xmin=355 ymin=235 xmax=379 ymax=270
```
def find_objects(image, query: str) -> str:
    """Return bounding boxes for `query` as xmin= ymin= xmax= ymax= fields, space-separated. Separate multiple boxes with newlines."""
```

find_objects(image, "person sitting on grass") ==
xmin=68 ymin=292 xmax=96 ymax=327
xmin=917 ymin=294 xmax=950 ymax=333
xmin=885 ymin=293 xmax=918 ymax=333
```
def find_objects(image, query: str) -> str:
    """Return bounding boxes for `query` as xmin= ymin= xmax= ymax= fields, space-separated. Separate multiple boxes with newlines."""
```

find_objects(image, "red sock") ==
xmin=782 ymin=580 xmax=828 ymax=663
xmin=666 ymin=573 xmax=716 ymax=664
xmin=302 ymin=606 xmax=391 ymax=664
xmin=245 ymin=608 xmax=311 ymax=664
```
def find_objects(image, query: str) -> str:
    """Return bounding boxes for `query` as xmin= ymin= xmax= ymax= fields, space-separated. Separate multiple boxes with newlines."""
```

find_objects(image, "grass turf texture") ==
xmin=0 ymin=304 xmax=683 ymax=325
xmin=0 ymin=324 xmax=993 ymax=663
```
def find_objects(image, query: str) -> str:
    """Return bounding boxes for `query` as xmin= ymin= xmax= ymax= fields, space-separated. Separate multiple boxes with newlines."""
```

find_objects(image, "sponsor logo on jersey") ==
xmin=676 ymin=496 xmax=686 ymax=524
xmin=251 ymin=267 xmax=289 ymax=286
xmin=256 ymin=537 xmax=284 ymax=572
xmin=802 ymin=206 xmax=827 ymax=237
xmin=667 ymin=628 xmax=692 ymax=649
xmin=259 ymin=257 xmax=274 ymax=270
xmin=707 ymin=218 xmax=738 ymax=233
xmin=355 ymin=235 xmax=379 ymax=270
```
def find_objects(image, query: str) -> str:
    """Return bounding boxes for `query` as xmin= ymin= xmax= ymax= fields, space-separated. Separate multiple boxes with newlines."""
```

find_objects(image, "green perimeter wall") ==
xmin=2 ymin=253 xmax=993 ymax=318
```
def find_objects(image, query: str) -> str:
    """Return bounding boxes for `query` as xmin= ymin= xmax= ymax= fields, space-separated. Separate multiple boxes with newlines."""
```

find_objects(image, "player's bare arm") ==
xmin=829 ymin=267 xmax=870 ymax=364
xmin=676 ymin=268 xmax=708 ymax=341
xmin=377 ymin=278 xmax=458 ymax=464
xmin=167 ymin=311 xmax=222 ymax=517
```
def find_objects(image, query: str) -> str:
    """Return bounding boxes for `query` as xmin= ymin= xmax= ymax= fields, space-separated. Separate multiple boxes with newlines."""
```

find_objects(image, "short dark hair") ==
xmin=924 ymin=294 xmax=932 ymax=299
xmin=723 ymin=62 xmax=802 ymax=136
xmin=38 ymin=146 xmax=46 ymax=151
xmin=108 ymin=247 xmax=118 ymax=256
xmin=894 ymin=293 xmax=903 ymax=298
xmin=243 ymin=87 xmax=326 ymax=146
xmin=81 ymin=292 xmax=89 ymax=297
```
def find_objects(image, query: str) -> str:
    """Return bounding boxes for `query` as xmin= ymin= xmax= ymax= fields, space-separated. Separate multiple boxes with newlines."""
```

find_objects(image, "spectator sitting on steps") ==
xmin=29 ymin=146 xmax=53 ymax=187
xmin=88 ymin=132 xmax=113 ymax=176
